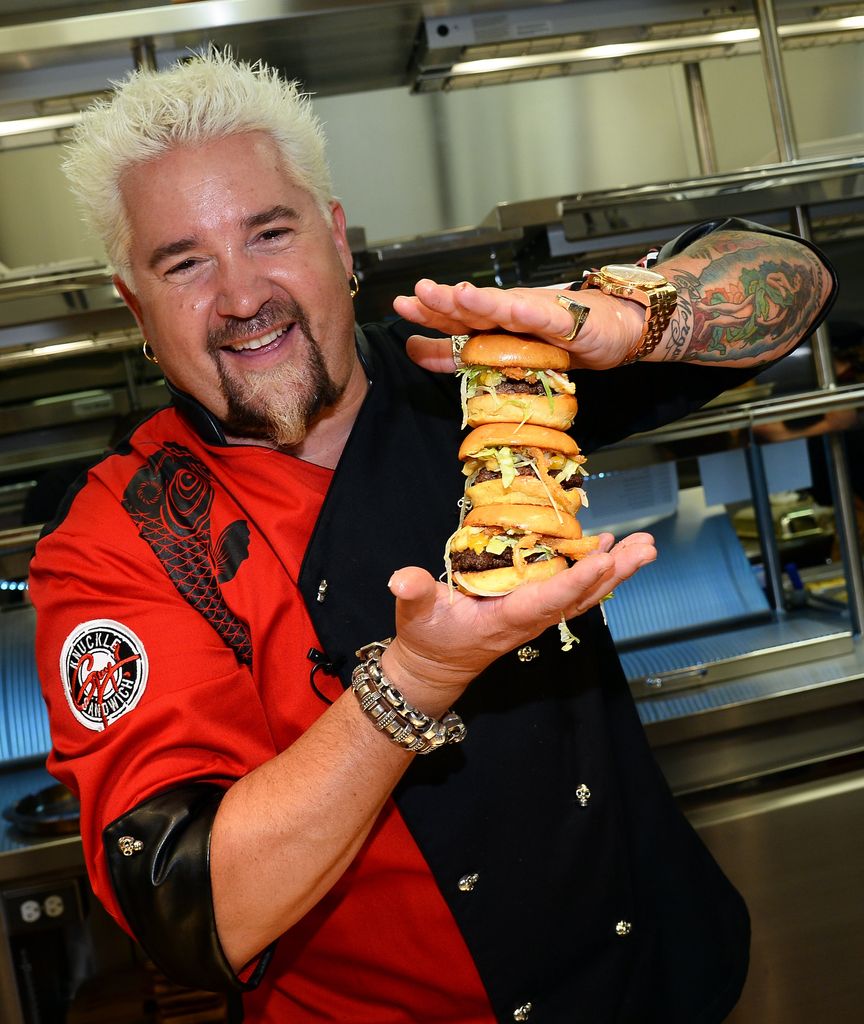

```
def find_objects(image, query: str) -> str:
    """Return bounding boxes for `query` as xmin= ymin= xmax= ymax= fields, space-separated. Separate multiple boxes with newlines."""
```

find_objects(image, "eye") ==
xmin=165 ymin=258 xmax=199 ymax=277
xmin=257 ymin=227 xmax=292 ymax=243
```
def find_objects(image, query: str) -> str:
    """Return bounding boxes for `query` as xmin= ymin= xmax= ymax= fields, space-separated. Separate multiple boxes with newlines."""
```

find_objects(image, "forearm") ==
xmin=649 ymin=229 xmax=834 ymax=367
xmin=210 ymin=661 xmax=455 ymax=972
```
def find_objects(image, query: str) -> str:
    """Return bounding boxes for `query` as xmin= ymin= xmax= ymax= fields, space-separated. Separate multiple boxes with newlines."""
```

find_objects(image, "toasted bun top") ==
xmin=464 ymin=502 xmax=583 ymax=540
xmin=461 ymin=332 xmax=571 ymax=373
xmin=459 ymin=422 xmax=581 ymax=461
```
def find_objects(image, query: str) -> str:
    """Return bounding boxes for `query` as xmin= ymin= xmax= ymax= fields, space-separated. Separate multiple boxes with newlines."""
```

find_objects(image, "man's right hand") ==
xmin=381 ymin=532 xmax=657 ymax=715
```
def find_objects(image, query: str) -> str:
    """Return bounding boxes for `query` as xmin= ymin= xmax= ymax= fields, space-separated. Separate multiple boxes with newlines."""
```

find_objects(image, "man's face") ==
xmin=117 ymin=132 xmax=361 ymax=448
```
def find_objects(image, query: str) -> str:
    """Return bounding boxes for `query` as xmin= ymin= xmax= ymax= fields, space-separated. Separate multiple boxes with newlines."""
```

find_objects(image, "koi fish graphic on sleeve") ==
xmin=122 ymin=444 xmax=253 ymax=666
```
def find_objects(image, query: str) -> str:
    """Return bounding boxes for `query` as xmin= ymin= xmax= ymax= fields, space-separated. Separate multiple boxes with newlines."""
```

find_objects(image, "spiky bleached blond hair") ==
xmin=62 ymin=50 xmax=334 ymax=284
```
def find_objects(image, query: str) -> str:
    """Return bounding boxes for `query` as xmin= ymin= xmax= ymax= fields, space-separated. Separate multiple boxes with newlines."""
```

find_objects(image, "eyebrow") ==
xmin=147 ymin=206 xmax=302 ymax=270
xmin=243 ymin=205 xmax=301 ymax=230
xmin=148 ymin=237 xmax=199 ymax=271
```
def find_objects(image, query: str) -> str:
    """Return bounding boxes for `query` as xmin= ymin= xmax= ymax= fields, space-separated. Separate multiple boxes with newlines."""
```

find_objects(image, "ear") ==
xmin=328 ymin=201 xmax=354 ymax=277
xmin=113 ymin=275 xmax=147 ymax=336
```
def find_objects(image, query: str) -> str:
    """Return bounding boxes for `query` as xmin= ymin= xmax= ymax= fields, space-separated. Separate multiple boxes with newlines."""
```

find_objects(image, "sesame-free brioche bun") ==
xmin=459 ymin=422 xmax=581 ymax=462
xmin=466 ymin=475 xmax=583 ymax=515
xmin=453 ymin=555 xmax=569 ymax=597
xmin=461 ymin=332 xmax=571 ymax=372
xmin=466 ymin=391 xmax=577 ymax=430
xmin=464 ymin=502 xmax=583 ymax=540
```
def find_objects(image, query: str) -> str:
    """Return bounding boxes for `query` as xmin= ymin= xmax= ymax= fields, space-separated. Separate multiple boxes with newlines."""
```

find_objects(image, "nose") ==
xmin=213 ymin=251 xmax=273 ymax=320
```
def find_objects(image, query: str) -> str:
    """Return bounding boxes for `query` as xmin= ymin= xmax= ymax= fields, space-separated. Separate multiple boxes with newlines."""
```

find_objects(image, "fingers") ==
xmin=395 ymin=280 xmax=573 ymax=341
xmin=496 ymin=537 xmax=656 ymax=633
xmin=500 ymin=551 xmax=616 ymax=626
xmin=394 ymin=280 xmax=648 ymax=369
xmin=595 ymin=532 xmax=615 ymax=554
xmin=610 ymin=532 xmax=655 ymax=551
xmin=405 ymin=335 xmax=457 ymax=373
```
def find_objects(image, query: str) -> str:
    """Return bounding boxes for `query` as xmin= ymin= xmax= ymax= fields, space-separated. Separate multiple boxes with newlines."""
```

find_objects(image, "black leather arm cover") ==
xmin=656 ymin=215 xmax=840 ymax=307
xmin=103 ymin=782 xmax=274 ymax=993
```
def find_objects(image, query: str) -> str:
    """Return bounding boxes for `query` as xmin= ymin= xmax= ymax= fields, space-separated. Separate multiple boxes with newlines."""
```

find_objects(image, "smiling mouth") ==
xmin=226 ymin=325 xmax=289 ymax=353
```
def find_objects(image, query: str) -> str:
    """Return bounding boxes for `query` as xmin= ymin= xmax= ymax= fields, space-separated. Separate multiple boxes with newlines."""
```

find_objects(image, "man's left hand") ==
xmin=392 ymin=278 xmax=643 ymax=372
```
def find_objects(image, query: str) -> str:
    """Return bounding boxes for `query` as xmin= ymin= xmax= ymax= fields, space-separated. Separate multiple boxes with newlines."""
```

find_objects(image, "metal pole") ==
xmin=753 ymin=0 xmax=834 ymax=386
xmin=753 ymin=0 xmax=796 ymax=163
xmin=683 ymin=63 xmax=717 ymax=176
xmin=745 ymin=440 xmax=787 ymax=616
xmin=131 ymin=37 xmax=157 ymax=72
xmin=753 ymin=0 xmax=864 ymax=633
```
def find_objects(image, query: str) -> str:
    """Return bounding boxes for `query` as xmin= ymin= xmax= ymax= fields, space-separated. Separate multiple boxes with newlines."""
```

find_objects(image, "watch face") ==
xmin=603 ymin=265 xmax=666 ymax=287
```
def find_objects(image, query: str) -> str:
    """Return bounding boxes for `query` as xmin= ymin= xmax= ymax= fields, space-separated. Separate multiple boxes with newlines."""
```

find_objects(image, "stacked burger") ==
xmin=447 ymin=332 xmax=599 ymax=597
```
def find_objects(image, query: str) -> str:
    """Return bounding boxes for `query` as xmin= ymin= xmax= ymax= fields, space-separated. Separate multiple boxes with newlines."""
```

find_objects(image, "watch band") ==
xmin=581 ymin=268 xmax=677 ymax=365
xmin=620 ymin=282 xmax=677 ymax=364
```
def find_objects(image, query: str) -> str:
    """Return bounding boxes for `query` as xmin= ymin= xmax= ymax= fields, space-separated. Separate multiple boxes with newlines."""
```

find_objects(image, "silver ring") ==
xmin=451 ymin=334 xmax=471 ymax=368
xmin=556 ymin=295 xmax=590 ymax=342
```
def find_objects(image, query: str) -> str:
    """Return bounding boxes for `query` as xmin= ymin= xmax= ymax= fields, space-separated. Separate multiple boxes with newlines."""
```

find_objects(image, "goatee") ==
xmin=210 ymin=299 xmax=344 ymax=448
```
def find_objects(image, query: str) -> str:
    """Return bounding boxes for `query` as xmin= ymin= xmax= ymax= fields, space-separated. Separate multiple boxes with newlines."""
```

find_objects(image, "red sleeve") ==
xmin=29 ymin=482 xmax=277 ymax=936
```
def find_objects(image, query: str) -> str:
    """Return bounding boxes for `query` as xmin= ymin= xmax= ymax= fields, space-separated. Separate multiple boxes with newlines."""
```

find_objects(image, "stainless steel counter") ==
xmin=643 ymin=631 xmax=864 ymax=794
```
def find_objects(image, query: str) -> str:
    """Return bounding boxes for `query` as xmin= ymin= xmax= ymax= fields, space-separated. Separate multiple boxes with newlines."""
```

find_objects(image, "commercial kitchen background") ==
xmin=1 ymin=1 xmax=863 ymax=1022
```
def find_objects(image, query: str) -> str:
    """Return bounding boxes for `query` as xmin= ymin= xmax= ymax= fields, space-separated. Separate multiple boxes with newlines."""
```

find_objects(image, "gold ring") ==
xmin=556 ymin=295 xmax=590 ymax=342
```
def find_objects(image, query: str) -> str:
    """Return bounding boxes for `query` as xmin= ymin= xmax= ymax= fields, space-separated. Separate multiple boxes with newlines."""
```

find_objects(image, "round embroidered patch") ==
xmin=60 ymin=619 xmax=149 ymax=731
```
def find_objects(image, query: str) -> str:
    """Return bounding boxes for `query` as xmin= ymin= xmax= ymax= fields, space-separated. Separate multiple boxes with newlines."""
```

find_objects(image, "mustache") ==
xmin=207 ymin=299 xmax=311 ymax=352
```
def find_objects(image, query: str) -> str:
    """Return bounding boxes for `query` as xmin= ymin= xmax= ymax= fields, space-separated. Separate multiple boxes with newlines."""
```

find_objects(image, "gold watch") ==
xmin=581 ymin=265 xmax=677 ymax=365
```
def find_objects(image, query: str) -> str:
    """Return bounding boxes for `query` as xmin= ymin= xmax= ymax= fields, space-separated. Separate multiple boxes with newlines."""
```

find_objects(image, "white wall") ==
xmin=320 ymin=39 xmax=864 ymax=242
xmin=701 ymin=41 xmax=864 ymax=168
xmin=317 ymin=62 xmax=702 ymax=241
xmin=0 ymin=143 xmax=106 ymax=269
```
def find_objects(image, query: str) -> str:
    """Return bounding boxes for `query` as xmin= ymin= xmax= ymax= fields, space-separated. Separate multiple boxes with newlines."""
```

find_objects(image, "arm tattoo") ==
xmin=662 ymin=231 xmax=831 ymax=363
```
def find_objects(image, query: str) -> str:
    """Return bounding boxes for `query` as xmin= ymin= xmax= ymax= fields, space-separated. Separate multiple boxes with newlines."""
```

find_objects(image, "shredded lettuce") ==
xmin=457 ymin=363 xmax=575 ymax=419
xmin=558 ymin=616 xmax=580 ymax=652
xmin=457 ymin=366 xmax=503 ymax=427
xmin=553 ymin=458 xmax=580 ymax=483
xmin=535 ymin=369 xmax=556 ymax=412
xmin=495 ymin=446 xmax=517 ymax=488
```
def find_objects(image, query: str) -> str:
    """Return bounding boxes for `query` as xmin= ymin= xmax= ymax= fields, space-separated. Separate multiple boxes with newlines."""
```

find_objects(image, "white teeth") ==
xmin=229 ymin=325 xmax=287 ymax=352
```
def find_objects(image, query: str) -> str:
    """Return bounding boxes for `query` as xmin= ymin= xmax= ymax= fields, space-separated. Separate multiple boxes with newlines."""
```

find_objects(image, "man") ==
xmin=30 ymin=51 xmax=835 ymax=1023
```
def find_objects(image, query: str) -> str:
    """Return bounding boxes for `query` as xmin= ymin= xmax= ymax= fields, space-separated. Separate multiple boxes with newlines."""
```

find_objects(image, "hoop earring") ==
xmin=142 ymin=340 xmax=159 ymax=365
xmin=349 ymin=273 xmax=360 ymax=299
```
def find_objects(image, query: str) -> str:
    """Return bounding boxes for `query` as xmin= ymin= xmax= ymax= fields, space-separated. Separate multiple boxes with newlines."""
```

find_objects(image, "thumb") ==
xmin=389 ymin=569 xmax=442 ymax=630
xmin=388 ymin=566 xmax=440 ymax=619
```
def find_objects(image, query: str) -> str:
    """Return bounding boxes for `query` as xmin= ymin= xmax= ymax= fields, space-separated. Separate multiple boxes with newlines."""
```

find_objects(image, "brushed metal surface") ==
xmin=653 ymin=689 xmax=864 ymax=794
xmin=492 ymin=155 xmax=864 ymax=236
xmin=687 ymin=763 xmax=864 ymax=1023
xmin=0 ymin=0 xmax=584 ymax=99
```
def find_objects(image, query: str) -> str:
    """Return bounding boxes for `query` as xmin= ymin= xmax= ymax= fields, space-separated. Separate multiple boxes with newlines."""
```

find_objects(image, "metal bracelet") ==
xmin=351 ymin=639 xmax=467 ymax=755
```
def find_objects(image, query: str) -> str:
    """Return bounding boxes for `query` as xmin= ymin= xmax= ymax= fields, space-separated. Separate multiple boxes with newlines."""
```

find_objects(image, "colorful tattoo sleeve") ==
xmin=662 ymin=230 xmax=832 ymax=363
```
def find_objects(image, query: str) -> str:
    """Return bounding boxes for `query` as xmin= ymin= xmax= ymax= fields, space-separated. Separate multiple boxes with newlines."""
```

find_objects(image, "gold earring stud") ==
xmin=349 ymin=273 xmax=360 ymax=298
xmin=142 ymin=340 xmax=159 ymax=364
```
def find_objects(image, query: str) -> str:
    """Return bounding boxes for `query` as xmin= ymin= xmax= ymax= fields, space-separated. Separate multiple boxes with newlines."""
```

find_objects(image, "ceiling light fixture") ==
xmin=419 ymin=14 xmax=864 ymax=91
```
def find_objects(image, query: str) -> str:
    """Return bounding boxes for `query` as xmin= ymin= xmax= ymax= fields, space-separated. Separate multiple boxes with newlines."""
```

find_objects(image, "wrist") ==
xmin=352 ymin=640 xmax=467 ymax=755
xmin=609 ymin=295 xmax=649 ymax=359
xmin=380 ymin=641 xmax=466 ymax=719
xmin=581 ymin=264 xmax=678 ymax=364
